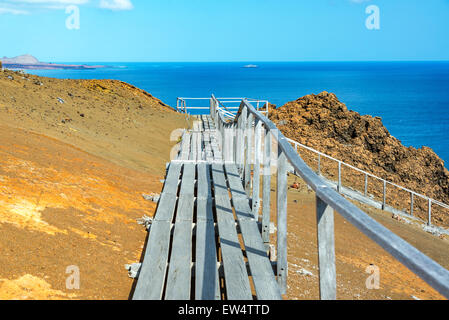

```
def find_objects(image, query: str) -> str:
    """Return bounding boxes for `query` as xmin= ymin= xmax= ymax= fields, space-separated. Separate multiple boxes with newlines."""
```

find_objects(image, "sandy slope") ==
xmin=282 ymin=174 xmax=449 ymax=300
xmin=0 ymin=69 xmax=188 ymax=174
xmin=0 ymin=70 xmax=188 ymax=299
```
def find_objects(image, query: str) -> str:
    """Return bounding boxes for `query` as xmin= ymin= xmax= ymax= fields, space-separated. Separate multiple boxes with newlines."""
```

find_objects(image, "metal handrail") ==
xmin=284 ymin=138 xmax=449 ymax=222
xmin=211 ymin=97 xmax=449 ymax=299
xmin=177 ymin=96 xmax=270 ymax=115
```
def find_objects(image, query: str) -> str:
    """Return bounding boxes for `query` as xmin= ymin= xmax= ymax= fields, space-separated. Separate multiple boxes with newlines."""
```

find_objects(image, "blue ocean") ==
xmin=26 ymin=62 xmax=449 ymax=164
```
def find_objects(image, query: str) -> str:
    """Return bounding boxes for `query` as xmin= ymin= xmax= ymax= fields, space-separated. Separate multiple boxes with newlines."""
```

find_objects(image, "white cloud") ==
xmin=9 ymin=0 xmax=89 ymax=3
xmin=0 ymin=0 xmax=134 ymax=14
xmin=99 ymin=0 xmax=132 ymax=10
xmin=0 ymin=6 xmax=28 ymax=14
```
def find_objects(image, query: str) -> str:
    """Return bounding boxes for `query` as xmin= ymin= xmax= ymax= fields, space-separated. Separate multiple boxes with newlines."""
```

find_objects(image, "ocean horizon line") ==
xmin=43 ymin=60 xmax=449 ymax=64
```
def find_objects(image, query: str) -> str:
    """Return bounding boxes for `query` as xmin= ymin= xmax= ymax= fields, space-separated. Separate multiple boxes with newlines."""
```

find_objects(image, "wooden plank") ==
xmin=224 ymin=164 xmax=281 ymax=300
xmin=190 ymin=132 xmax=198 ymax=161
xmin=211 ymin=164 xmax=252 ymax=300
xmin=180 ymin=132 xmax=191 ymax=161
xmin=195 ymin=219 xmax=220 ymax=299
xmin=164 ymin=163 xmax=196 ymax=299
xmin=180 ymin=163 xmax=195 ymax=197
xmin=197 ymin=131 xmax=203 ymax=161
xmin=204 ymin=132 xmax=214 ymax=162
xmin=133 ymin=220 xmax=171 ymax=300
xmin=156 ymin=162 xmax=182 ymax=222
xmin=197 ymin=163 xmax=212 ymax=200
xmin=211 ymin=163 xmax=229 ymax=198
xmin=162 ymin=162 xmax=182 ymax=196
xmin=165 ymin=220 xmax=193 ymax=300
xmin=316 ymin=195 xmax=337 ymax=300
xmin=225 ymin=164 xmax=255 ymax=221
xmin=153 ymin=193 xmax=178 ymax=222
xmin=239 ymin=219 xmax=282 ymax=300
xmin=211 ymin=131 xmax=222 ymax=162
xmin=224 ymin=161 xmax=246 ymax=200
xmin=195 ymin=161 xmax=220 ymax=299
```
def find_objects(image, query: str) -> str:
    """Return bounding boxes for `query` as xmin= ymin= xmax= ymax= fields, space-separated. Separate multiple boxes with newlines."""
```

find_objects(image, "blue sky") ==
xmin=0 ymin=0 xmax=448 ymax=62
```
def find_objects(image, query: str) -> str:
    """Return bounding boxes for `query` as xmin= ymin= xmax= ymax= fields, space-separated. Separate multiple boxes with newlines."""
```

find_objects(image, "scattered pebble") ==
xmin=142 ymin=193 xmax=160 ymax=203
xmin=422 ymin=225 xmax=442 ymax=237
xmin=57 ymin=97 xmax=65 ymax=104
xmin=296 ymin=268 xmax=313 ymax=277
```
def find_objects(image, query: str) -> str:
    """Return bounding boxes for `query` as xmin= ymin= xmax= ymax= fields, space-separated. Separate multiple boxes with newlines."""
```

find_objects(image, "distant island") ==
xmin=0 ymin=54 xmax=106 ymax=70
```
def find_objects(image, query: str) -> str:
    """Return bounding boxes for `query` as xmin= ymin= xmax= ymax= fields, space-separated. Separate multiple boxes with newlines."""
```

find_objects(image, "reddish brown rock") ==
xmin=269 ymin=91 xmax=449 ymax=227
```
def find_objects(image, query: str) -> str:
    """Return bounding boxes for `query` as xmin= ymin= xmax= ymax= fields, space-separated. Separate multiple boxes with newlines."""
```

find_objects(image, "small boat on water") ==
xmin=243 ymin=64 xmax=258 ymax=68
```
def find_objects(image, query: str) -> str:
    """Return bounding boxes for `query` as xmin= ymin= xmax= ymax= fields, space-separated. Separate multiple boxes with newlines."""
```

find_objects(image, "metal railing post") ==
xmin=262 ymin=127 xmax=272 ymax=246
xmin=252 ymin=119 xmax=262 ymax=219
xmin=316 ymin=195 xmax=337 ymax=300
xmin=277 ymin=146 xmax=288 ymax=294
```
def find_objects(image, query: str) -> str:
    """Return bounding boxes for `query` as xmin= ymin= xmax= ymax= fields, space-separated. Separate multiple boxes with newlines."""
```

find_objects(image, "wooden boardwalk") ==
xmin=133 ymin=115 xmax=282 ymax=300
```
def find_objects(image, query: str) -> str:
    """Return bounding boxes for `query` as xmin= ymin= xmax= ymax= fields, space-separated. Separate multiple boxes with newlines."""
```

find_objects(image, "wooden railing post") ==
xmin=277 ymin=145 xmax=288 ymax=294
xmin=240 ymin=107 xmax=247 ymax=176
xmin=410 ymin=193 xmax=414 ymax=216
xmin=236 ymin=107 xmax=247 ymax=175
xmin=245 ymin=113 xmax=254 ymax=195
xmin=428 ymin=198 xmax=432 ymax=226
xmin=224 ymin=123 xmax=234 ymax=163
xmin=233 ymin=122 xmax=237 ymax=164
xmin=316 ymin=195 xmax=337 ymax=300
xmin=382 ymin=180 xmax=387 ymax=210
xmin=252 ymin=119 xmax=262 ymax=219
xmin=262 ymin=127 xmax=272 ymax=245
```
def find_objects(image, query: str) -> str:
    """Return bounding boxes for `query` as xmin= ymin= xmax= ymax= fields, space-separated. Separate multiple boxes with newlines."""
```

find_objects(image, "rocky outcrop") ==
xmin=269 ymin=91 xmax=449 ymax=226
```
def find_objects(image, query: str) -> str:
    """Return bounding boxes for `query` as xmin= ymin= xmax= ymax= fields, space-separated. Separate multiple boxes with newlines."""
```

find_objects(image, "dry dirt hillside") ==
xmin=0 ymin=68 xmax=188 ymax=174
xmin=269 ymin=92 xmax=449 ymax=227
xmin=0 ymin=69 xmax=187 ymax=299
